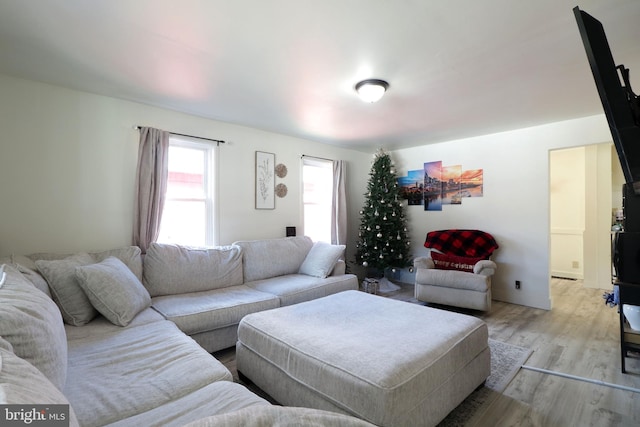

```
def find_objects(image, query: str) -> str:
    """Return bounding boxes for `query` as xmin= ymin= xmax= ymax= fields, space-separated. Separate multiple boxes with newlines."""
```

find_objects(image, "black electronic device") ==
xmin=623 ymin=183 xmax=640 ymax=232
xmin=612 ymin=231 xmax=640 ymax=284
xmin=574 ymin=7 xmax=640 ymax=194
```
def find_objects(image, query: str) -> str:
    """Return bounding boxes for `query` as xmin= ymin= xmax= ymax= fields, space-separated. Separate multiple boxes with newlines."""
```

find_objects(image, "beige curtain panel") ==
xmin=331 ymin=160 xmax=347 ymax=246
xmin=133 ymin=127 xmax=169 ymax=253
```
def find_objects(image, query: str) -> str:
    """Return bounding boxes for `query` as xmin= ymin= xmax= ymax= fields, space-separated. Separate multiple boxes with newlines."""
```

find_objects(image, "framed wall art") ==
xmin=255 ymin=151 xmax=275 ymax=209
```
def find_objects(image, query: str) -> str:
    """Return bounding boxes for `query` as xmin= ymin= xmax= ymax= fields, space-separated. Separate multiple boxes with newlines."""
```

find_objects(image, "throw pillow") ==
xmin=91 ymin=246 xmax=143 ymax=281
xmin=75 ymin=256 xmax=151 ymax=326
xmin=430 ymin=252 xmax=483 ymax=273
xmin=298 ymin=242 xmax=345 ymax=278
xmin=35 ymin=253 xmax=97 ymax=326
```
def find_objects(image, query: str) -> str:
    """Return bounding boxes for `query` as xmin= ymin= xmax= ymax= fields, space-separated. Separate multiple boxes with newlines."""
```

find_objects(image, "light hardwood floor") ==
xmin=420 ymin=278 xmax=640 ymax=426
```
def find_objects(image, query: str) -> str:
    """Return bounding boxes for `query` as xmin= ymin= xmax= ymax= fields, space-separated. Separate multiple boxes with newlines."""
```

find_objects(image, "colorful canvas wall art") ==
xmin=398 ymin=169 xmax=424 ymax=205
xmin=423 ymin=161 xmax=443 ymax=211
xmin=461 ymin=169 xmax=484 ymax=197
xmin=398 ymin=161 xmax=483 ymax=210
xmin=442 ymin=165 xmax=462 ymax=205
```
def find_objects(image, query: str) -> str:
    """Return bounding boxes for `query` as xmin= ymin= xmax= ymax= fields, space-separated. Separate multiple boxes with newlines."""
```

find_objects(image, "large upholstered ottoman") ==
xmin=236 ymin=290 xmax=490 ymax=427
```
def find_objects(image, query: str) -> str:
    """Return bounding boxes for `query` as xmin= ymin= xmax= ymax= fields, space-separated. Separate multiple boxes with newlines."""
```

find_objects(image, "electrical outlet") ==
xmin=515 ymin=280 xmax=521 ymax=289
xmin=572 ymin=261 xmax=579 ymax=268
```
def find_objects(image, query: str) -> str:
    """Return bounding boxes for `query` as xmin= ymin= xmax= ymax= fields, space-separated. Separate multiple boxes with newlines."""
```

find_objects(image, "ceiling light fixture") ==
xmin=355 ymin=79 xmax=389 ymax=103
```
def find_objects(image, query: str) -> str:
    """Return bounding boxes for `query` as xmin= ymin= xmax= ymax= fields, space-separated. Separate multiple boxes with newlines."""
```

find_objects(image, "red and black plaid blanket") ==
xmin=424 ymin=229 xmax=498 ymax=259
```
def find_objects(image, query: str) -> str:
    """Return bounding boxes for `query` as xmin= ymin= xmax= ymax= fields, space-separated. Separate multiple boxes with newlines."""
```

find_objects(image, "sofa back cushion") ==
xmin=0 ymin=255 xmax=53 ymax=297
xmin=0 ymin=265 xmax=68 ymax=390
xmin=89 ymin=246 xmax=144 ymax=281
xmin=0 ymin=337 xmax=79 ymax=427
xmin=9 ymin=246 xmax=144 ymax=304
xmin=143 ymin=243 xmax=244 ymax=297
xmin=29 ymin=246 xmax=144 ymax=281
xmin=234 ymin=236 xmax=313 ymax=282
xmin=29 ymin=247 xmax=144 ymax=326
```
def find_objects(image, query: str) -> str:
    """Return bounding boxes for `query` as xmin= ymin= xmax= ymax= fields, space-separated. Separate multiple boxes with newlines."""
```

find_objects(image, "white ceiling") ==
xmin=1 ymin=0 xmax=639 ymax=152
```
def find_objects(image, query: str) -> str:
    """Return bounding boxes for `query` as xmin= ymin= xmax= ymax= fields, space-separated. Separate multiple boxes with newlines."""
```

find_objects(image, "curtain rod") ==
xmin=301 ymin=154 xmax=333 ymax=162
xmin=134 ymin=126 xmax=225 ymax=146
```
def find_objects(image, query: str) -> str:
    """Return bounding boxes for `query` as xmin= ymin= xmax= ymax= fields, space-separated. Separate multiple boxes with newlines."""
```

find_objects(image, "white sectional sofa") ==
xmin=147 ymin=236 xmax=357 ymax=353
xmin=0 ymin=236 xmax=363 ymax=427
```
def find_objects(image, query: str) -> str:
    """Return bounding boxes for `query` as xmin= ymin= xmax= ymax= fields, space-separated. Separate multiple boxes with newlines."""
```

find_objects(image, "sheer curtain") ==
xmin=331 ymin=160 xmax=347 ymax=245
xmin=132 ymin=127 xmax=170 ymax=253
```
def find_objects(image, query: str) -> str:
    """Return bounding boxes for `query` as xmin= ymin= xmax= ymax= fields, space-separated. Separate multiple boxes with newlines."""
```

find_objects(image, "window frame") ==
xmin=159 ymin=136 xmax=218 ymax=246
xmin=302 ymin=156 xmax=333 ymax=243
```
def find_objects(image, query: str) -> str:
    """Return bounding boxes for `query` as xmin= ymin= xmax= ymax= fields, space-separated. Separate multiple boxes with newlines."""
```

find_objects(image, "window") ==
xmin=303 ymin=157 xmax=333 ymax=243
xmin=157 ymin=137 xmax=217 ymax=247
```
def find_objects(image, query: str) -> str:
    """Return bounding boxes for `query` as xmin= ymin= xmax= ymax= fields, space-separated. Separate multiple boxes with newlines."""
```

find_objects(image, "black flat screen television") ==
xmin=574 ymin=7 xmax=640 ymax=194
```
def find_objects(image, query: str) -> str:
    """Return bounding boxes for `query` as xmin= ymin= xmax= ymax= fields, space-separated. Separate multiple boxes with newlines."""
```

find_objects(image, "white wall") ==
xmin=0 ymin=72 xmax=620 ymax=309
xmin=549 ymin=144 xmax=622 ymax=287
xmin=0 ymin=74 xmax=370 ymax=261
xmin=583 ymin=143 xmax=616 ymax=290
xmin=393 ymin=115 xmax=613 ymax=309
xmin=550 ymin=147 xmax=585 ymax=280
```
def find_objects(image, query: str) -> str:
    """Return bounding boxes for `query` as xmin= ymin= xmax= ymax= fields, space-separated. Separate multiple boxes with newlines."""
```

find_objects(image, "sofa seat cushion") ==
xmin=143 ymin=243 xmax=244 ymax=297
xmin=0 ymin=265 xmax=68 ymax=390
xmin=103 ymin=382 xmax=270 ymax=427
xmin=244 ymin=273 xmax=359 ymax=306
xmin=0 ymin=338 xmax=80 ymax=427
xmin=415 ymin=268 xmax=490 ymax=292
xmin=64 ymin=318 xmax=233 ymax=427
xmin=234 ymin=236 xmax=313 ymax=282
xmin=64 ymin=308 xmax=164 ymax=342
xmin=151 ymin=285 xmax=280 ymax=336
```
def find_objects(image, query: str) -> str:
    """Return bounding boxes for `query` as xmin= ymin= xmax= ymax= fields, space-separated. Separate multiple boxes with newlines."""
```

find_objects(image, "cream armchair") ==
xmin=413 ymin=230 xmax=498 ymax=311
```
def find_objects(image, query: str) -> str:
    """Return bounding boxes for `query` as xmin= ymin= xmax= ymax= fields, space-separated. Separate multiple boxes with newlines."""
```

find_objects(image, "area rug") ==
xmin=215 ymin=338 xmax=532 ymax=426
xmin=437 ymin=339 xmax=533 ymax=426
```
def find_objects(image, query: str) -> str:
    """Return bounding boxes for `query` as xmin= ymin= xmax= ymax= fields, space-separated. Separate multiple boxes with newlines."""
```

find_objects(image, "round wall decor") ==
xmin=275 ymin=183 xmax=288 ymax=198
xmin=275 ymin=163 xmax=288 ymax=178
